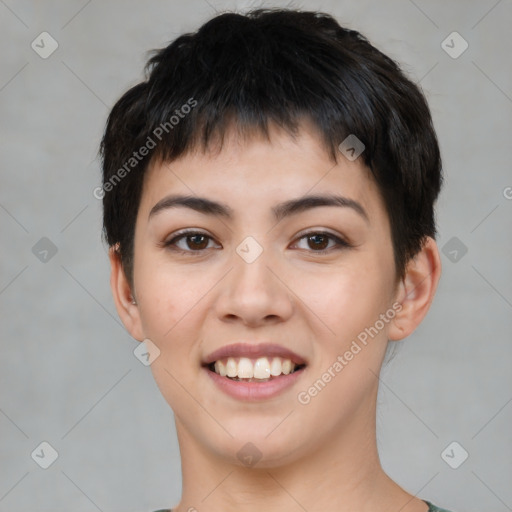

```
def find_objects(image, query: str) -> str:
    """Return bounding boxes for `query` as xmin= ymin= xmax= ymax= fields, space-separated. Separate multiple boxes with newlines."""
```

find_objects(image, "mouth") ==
xmin=201 ymin=343 xmax=308 ymax=400
xmin=204 ymin=357 xmax=307 ymax=382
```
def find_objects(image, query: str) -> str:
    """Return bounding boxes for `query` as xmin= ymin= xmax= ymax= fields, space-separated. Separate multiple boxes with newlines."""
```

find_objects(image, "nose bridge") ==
xmin=215 ymin=235 xmax=293 ymax=324
xmin=234 ymin=237 xmax=273 ymax=288
xmin=232 ymin=235 xmax=278 ymax=299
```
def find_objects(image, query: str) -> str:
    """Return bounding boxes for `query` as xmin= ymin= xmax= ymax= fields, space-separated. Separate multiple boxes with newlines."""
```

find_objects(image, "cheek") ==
xmin=139 ymin=282 xmax=200 ymax=340
xmin=136 ymin=266 xmax=206 ymax=409
xmin=134 ymin=254 xmax=199 ymax=343
xmin=295 ymin=258 xmax=392 ymax=337
xmin=133 ymin=254 xmax=218 ymax=384
xmin=295 ymin=274 xmax=394 ymax=388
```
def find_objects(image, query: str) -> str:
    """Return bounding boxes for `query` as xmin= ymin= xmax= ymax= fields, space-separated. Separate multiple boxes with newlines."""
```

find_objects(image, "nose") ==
xmin=213 ymin=242 xmax=294 ymax=327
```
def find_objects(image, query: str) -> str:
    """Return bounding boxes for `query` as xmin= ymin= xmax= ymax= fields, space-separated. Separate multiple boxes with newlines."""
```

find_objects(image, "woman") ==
xmin=100 ymin=8 xmax=453 ymax=512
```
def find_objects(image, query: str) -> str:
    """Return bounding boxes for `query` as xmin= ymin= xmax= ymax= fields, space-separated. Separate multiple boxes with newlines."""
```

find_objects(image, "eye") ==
xmin=292 ymin=231 xmax=351 ymax=252
xmin=162 ymin=229 xmax=351 ymax=255
xmin=163 ymin=230 xmax=220 ymax=253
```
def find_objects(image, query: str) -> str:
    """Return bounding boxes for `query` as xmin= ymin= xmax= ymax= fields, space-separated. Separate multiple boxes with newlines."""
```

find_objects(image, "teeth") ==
xmin=254 ymin=357 xmax=271 ymax=379
xmin=225 ymin=358 xmax=237 ymax=378
xmin=213 ymin=357 xmax=298 ymax=380
xmin=216 ymin=360 xmax=227 ymax=377
xmin=282 ymin=359 xmax=292 ymax=375
xmin=270 ymin=357 xmax=282 ymax=376
xmin=238 ymin=357 xmax=253 ymax=378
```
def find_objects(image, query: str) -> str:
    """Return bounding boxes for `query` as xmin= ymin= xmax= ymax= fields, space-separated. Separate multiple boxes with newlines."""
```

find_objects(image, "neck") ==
xmin=171 ymin=387 xmax=424 ymax=512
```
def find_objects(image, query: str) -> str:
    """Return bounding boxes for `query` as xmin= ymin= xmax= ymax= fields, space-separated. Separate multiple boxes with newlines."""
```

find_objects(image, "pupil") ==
xmin=309 ymin=234 xmax=328 ymax=250
xmin=189 ymin=235 xmax=207 ymax=250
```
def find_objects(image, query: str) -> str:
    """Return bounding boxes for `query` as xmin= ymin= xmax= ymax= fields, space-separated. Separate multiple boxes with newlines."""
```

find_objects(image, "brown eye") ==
xmin=293 ymin=231 xmax=351 ymax=253
xmin=306 ymin=233 xmax=330 ymax=251
xmin=163 ymin=231 xmax=219 ymax=253
xmin=185 ymin=234 xmax=209 ymax=250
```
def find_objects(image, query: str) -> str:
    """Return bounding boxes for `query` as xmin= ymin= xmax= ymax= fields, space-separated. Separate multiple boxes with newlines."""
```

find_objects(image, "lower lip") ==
xmin=204 ymin=366 xmax=306 ymax=401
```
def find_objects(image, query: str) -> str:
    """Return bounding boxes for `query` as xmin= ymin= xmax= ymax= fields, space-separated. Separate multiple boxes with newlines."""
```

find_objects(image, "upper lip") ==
xmin=202 ymin=343 xmax=307 ymax=366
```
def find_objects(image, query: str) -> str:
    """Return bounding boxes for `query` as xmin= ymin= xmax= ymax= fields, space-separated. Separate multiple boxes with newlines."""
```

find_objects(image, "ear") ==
xmin=109 ymin=246 xmax=145 ymax=341
xmin=388 ymin=236 xmax=442 ymax=341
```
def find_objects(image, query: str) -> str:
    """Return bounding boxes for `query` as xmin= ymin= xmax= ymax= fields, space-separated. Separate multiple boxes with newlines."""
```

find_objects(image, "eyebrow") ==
xmin=148 ymin=193 xmax=369 ymax=223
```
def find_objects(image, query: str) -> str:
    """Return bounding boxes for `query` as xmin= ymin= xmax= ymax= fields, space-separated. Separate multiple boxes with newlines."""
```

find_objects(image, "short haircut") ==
xmin=100 ymin=8 xmax=442 ymax=287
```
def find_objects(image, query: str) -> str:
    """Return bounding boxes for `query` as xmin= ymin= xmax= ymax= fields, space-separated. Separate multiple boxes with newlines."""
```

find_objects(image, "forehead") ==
xmin=139 ymin=121 xmax=385 ymax=222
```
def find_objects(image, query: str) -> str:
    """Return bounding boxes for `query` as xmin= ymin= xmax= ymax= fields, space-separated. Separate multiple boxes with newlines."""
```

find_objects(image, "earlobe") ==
xmin=388 ymin=237 xmax=442 ymax=341
xmin=109 ymin=246 xmax=145 ymax=341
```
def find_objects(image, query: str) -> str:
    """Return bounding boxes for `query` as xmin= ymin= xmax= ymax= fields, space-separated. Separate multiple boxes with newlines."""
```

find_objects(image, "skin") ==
xmin=110 ymin=120 xmax=441 ymax=512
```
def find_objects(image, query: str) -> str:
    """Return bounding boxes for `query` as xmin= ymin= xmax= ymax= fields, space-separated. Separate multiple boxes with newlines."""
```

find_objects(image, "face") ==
xmin=124 ymin=122 xmax=403 ymax=467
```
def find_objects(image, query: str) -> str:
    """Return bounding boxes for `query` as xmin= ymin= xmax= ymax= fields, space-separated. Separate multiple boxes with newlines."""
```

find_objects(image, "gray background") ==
xmin=0 ymin=0 xmax=511 ymax=511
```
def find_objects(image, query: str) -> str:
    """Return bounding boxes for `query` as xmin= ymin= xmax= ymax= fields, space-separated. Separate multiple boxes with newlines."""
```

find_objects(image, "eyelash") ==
xmin=162 ymin=229 xmax=352 ymax=255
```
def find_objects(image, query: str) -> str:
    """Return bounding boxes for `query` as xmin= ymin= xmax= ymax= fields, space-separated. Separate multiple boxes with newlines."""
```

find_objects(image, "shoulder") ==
xmin=153 ymin=505 xmax=457 ymax=512
xmin=425 ymin=500 xmax=457 ymax=512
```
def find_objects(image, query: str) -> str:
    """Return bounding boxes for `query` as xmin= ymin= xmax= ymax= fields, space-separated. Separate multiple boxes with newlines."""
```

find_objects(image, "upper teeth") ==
xmin=214 ymin=357 xmax=297 ymax=379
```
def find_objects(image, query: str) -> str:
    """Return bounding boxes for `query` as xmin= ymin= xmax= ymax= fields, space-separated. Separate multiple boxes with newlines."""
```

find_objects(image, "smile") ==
xmin=203 ymin=360 xmax=307 ymax=401
xmin=210 ymin=356 xmax=306 ymax=381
